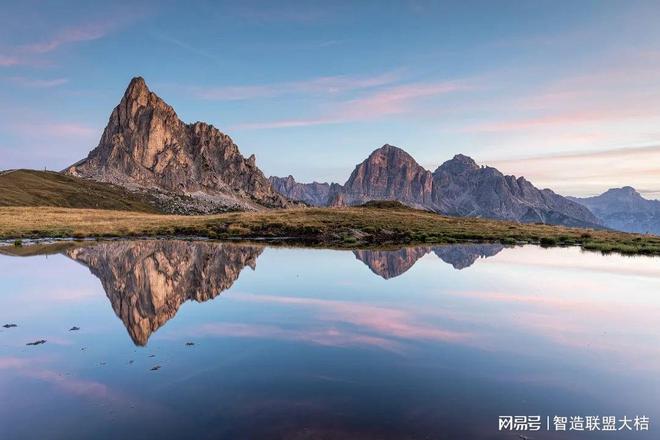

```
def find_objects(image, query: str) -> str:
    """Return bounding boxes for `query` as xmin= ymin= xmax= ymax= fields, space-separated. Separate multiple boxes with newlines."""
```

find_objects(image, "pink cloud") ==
xmin=194 ymin=72 xmax=401 ymax=101
xmin=232 ymin=293 xmax=471 ymax=344
xmin=195 ymin=322 xmax=401 ymax=352
xmin=234 ymin=80 xmax=468 ymax=129
xmin=10 ymin=122 xmax=99 ymax=139
xmin=0 ymin=54 xmax=20 ymax=66
xmin=21 ymin=23 xmax=118 ymax=55
xmin=6 ymin=76 xmax=68 ymax=88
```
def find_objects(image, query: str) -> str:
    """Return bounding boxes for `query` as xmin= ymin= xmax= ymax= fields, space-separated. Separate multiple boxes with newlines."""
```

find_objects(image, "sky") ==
xmin=2 ymin=0 xmax=660 ymax=197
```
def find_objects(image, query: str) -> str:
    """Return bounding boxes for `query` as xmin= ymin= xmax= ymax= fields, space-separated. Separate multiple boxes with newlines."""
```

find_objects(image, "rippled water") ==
xmin=0 ymin=241 xmax=659 ymax=439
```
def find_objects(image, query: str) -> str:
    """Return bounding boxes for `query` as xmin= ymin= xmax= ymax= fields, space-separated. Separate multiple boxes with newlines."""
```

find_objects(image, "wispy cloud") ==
xmin=0 ymin=55 xmax=19 ymax=66
xmin=20 ymin=23 xmax=115 ymax=54
xmin=5 ymin=76 xmax=68 ymax=88
xmin=1 ymin=17 xmax=136 ymax=67
xmin=150 ymin=31 xmax=219 ymax=61
xmin=193 ymin=72 xmax=402 ymax=101
xmin=234 ymin=79 xmax=469 ymax=129
xmin=490 ymin=144 xmax=660 ymax=197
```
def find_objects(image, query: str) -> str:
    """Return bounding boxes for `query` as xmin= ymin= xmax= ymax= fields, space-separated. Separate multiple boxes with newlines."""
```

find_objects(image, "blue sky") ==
xmin=2 ymin=0 xmax=660 ymax=196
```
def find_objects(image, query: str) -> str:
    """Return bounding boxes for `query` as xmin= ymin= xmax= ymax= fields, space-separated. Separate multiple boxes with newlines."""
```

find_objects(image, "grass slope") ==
xmin=1 ymin=205 xmax=659 ymax=256
xmin=0 ymin=170 xmax=158 ymax=213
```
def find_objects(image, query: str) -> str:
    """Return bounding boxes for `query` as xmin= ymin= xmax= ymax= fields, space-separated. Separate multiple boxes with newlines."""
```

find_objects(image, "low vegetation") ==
xmin=1 ymin=204 xmax=659 ymax=256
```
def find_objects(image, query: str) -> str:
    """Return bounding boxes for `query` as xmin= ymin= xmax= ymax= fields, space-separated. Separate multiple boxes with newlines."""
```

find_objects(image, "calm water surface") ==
xmin=0 ymin=241 xmax=659 ymax=439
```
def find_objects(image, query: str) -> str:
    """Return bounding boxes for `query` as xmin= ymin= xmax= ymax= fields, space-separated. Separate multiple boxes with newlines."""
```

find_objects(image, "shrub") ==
xmin=13 ymin=239 xmax=23 ymax=247
xmin=539 ymin=237 xmax=557 ymax=247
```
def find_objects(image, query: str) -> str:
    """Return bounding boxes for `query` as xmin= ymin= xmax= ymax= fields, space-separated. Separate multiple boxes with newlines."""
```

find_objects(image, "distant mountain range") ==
xmin=569 ymin=187 xmax=660 ymax=234
xmin=272 ymin=144 xmax=601 ymax=228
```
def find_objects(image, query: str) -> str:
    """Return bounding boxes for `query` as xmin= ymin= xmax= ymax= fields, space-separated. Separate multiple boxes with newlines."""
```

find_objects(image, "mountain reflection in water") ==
xmin=5 ymin=240 xmax=503 ymax=345
xmin=1 ymin=241 xmax=659 ymax=440
xmin=66 ymin=241 xmax=263 ymax=345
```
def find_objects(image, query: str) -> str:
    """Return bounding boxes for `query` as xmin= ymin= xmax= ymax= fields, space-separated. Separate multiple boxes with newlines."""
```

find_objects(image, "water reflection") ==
xmin=2 ymin=241 xmax=659 ymax=439
xmin=354 ymin=243 xmax=504 ymax=278
xmin=2 ymin=241 xmax=504 ymax=344
xmin=67 ymin=241 xmax=262 ymax=345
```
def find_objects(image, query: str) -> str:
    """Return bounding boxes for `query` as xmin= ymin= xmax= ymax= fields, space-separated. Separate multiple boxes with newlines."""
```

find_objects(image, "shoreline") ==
xmin=1 ymin=206 xmax=659 ymax=256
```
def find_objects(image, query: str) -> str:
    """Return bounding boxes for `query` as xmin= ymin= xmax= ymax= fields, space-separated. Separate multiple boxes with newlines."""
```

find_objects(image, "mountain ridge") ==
xmin=272 ymin=144 xmax=600 ymax=228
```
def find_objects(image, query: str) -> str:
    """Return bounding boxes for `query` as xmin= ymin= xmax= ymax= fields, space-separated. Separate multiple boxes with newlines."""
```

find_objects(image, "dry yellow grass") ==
xmin=2 ymin=205 xmax=660 ymax=255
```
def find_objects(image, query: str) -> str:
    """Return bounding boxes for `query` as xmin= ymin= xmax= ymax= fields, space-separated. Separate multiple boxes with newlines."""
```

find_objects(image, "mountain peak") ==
xmin=436 ymin=153 xmax=479 ymax=174
xmin=124 ymin=76 xmax=150 ymax=97
xmin=602 ymin=186 xmax=642 ymax=199
xmin=371 ymin=144 xmax=408 ymax=155
xmin=65 ymin=76 xmax=290 ymax=212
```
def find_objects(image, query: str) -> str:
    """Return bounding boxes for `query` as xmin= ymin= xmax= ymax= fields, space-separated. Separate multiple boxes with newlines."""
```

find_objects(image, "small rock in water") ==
xmin=148 ymin=354 xmax=155 ymax=358
xmin=3 ymin=324 xmax=17 ymax=328
xmin=150 ymin=365 xmax=161 ymax=371
xmin=26 ymin=339 xmax=46 ymax=346
xmin=128 ymin=360 xmax=134 ymax=364
xmin=69 ymin=326 xmax=80 ymax=331
xmin=185 ymin=342 xmax=195 ymax=346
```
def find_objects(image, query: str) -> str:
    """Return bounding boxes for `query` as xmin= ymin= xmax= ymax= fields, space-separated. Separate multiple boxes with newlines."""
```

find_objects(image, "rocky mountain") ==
xmin=430 ymin=154 xmax=600 ymax=227
xmin=269 ymin=175 xmax=332 ymax=206
xmin=65 ymin=77 xmax=290 ymax=213
xmin=329 ymin=145 xmax=434 ymax=209
xmin=569 ymin=187 xmax=660 ymax=234
xmin=273 ymin=144 xmax=600 ymax=227
xmin=66 ymin=240 xmax=263 ymax=345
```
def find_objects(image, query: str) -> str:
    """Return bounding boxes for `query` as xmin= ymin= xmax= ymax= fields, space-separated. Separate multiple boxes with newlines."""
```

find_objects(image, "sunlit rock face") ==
xmin=329 ymin=145 xmax=434 ymax=210
xmin=65 ymin=77 xmax=291 ymax=213
xmin=66 ymin=241 xmax=263 ymax=345
xmin=432 ymin=243 xmax=504 ymax=270
xmin=354 ymin=243 xmax=505 ymax=278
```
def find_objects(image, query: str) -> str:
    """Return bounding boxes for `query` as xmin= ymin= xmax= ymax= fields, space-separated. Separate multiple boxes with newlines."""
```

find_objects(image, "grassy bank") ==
xmin=2 ymin=204 xmax=659 ymax=256
xmin=0 ymin=169 xmax=158 ymax=212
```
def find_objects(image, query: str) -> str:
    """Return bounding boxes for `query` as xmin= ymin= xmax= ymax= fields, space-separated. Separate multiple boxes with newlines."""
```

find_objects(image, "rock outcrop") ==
xmin=569 ymin=187 xmax=660 ymax=234
xmin=66 ymin=240 xmax=263 ymax=345
xmin=65 ymin=77 xmax=290 ymax=213
xmin=269 ymin=175 xmax=332 ymax=206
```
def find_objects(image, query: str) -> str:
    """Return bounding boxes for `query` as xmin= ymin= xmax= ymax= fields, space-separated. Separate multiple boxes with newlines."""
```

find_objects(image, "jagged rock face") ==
xmin=433 ymin=243 xmax=504 ymax=270
xmin=570 ymin=187 xmax=660 ymax=234
xmin=65 ymin=77 xmax=290 ymax=212
xmin=66 ymin=240 xmax=263 ymax=345
xmin=432 ymin=155 xmax=601 ymax=226
xmin=329 ymin=145 xmax=434 ymax=209
xmin=269 ymin=175 xmax=332 ymax=206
